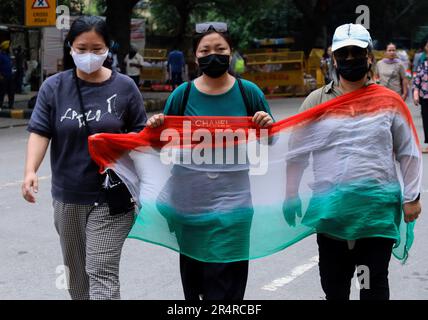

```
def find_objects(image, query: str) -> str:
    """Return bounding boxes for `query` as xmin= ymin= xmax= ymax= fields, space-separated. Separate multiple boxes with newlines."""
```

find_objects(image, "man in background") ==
xmin=167 ymin=46 xmax=185 ymax=89
xmin=0 ymin=40 xmax=14 ymax=109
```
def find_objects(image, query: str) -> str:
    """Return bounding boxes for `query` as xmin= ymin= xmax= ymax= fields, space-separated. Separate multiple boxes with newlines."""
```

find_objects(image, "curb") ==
xmin=0 ymin=98 xmax=167 ymax=119
xmin=0 ymin=109 xmax=33 ymax=119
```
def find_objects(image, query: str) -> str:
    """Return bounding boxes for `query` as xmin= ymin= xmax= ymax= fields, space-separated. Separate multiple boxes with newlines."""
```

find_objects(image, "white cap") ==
xmin=332 ymin=23 xmax=372 ymax=52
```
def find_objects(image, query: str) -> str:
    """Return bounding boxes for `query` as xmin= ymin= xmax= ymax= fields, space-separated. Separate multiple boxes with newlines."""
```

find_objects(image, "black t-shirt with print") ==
xmin=28 ymin=69 xmax=147 ymax=204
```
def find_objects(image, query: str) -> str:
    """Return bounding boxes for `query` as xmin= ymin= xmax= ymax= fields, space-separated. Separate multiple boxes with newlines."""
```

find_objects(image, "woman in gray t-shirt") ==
xmin=21 ymin=16 xmax=147 ymax=300
xmin=376 ymin=43 xmax=408 ymax=100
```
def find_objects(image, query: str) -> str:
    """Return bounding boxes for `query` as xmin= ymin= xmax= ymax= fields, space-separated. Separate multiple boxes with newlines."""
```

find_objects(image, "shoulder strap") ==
xmin=237 ymin=77 xmax=253 ymax=116
xmin=178 ymin=79 xmax=254 ymax=116
xmin=178 ymin=81 xmax=192 ymax=116
xmin=73 ymin=69 xmax=105 ymax=191
xmin=73 ymin=69 xmax=91 ymax=136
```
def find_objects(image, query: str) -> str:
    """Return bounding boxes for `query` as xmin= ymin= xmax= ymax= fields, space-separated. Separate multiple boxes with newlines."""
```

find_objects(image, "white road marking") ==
xmin=0 ymin=175 xmax=51 ymax=190
xmin=262 ymin=255 xmax=319 ymax=292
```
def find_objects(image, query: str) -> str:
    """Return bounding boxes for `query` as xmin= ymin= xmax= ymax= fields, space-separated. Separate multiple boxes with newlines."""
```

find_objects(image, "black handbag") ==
xmin=102 ymin=168 xmax=135 ymax=215
xmin=74 ymin=69 xmax=135 ymax=215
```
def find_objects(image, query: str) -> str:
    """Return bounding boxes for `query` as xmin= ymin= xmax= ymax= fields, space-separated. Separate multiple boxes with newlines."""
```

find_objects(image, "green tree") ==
xmin=202 ymin=0 xmax=301 ymax=49
xmin=292 ymin=0 xmax=428 ymax=53
xmin=105 ymin=0 xmax=140 ymax=68
xmin=147 ymin=0 xmax=300 ymax=50
xmin=148 ymin=0 xmax=216 ymax=46
xmin=58 ymin=0 xmax=87 ymax=15
xmin=0 ymin=0 xmax=23 ymax=24
xmin=367 ymin=0 xmax=428 ymax=48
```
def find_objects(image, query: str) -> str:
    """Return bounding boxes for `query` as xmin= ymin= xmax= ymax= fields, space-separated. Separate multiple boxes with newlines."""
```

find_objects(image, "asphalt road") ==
xmin=1 ymin=97 xmax=427 ymax=300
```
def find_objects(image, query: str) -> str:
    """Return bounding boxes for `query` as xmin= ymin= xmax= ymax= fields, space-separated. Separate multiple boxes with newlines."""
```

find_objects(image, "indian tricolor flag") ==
xmin=89 ymin=84 xmax=422 ymax=263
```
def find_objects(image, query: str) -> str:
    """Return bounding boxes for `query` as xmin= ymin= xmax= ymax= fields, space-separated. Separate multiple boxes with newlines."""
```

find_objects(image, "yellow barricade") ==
xmin=140 ymin=67 xmax=165 ymax=81
xmin=241 ymin=51 xmax=306 ymax=96
xmin=141 ymin=48 xmax=167 ymax=82
xmin=372 ymin=50 xmax=385 ymax=62
xmin=143 ymin=48 xmax=168 ymax=60
xmin=306 ymin=48 xmax=324 ymax=88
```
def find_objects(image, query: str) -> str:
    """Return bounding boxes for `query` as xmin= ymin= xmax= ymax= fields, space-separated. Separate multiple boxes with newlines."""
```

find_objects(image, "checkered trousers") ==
xmin=53 ymin=200 xmax=135 ymax=300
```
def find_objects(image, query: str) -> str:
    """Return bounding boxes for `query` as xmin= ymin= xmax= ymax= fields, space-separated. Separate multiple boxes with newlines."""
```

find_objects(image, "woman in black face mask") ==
xmin=333 ymin=45 xmax=372 ymax=85
xmin=300 ymin=41 xmax=375 ymax=110
xmin=147 ymin=22 xmax=273 ymax=122
xmin=145 ymin=22 xmax=273 ymax=300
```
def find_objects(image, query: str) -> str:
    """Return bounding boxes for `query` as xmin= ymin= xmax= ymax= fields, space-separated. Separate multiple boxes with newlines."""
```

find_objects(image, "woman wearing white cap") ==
xmin=290 ymin=23 xmax=422 ymax=300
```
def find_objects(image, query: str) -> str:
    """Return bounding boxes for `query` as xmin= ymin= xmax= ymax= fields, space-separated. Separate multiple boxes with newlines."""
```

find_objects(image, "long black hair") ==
xmin=63 ymin=16 xmax=111 ymax=70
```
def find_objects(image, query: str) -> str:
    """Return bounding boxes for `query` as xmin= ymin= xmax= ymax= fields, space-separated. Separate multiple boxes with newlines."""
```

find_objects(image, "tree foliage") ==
xmin=105 ymin=0 xmax=140 ymax=68
xmin=1 ymin=0 xmax=428 ymax=54
xmin=292 ymin=0 xmax=428 ymax=52
xmin=58 ymin=0 xmax=87 ymax=15
xmin=147 ymin=0 xmax=428 ymax=53
xmin=147 ymin=0 xmax=302 ymax=50
xmin=0 ymin=0 xmax=24 ymax=24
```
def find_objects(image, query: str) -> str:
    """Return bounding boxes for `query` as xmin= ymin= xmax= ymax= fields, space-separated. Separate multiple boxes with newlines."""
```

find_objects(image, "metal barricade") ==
xmin=140 ymin=48 xmax=168 ymax=82
xmin=241 ymin=51 xmax=306 ymax=97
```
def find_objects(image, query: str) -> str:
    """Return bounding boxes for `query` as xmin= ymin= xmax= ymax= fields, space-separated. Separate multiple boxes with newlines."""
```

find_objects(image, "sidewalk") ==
xmin=0 ymin=91 xmax=36 ymax=119
xmin=0 ymin=91 xmax=169 ymax=119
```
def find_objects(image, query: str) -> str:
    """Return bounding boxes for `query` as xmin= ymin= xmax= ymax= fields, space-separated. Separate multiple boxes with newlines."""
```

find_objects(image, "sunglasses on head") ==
xmin=334 ymin=46 xmax=368 ymax=60
xmin=195 ymin=22 xmax=228 ymax=34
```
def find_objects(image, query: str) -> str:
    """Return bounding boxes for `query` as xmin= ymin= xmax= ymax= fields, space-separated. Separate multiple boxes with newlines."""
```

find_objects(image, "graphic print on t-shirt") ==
xmin=60 ymin=93 xmax=121 ymax=128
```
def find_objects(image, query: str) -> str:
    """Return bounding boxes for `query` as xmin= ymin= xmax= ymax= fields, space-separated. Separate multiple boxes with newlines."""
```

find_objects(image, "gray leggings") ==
xmin=53 ymin=200 xmax=135 ymax=300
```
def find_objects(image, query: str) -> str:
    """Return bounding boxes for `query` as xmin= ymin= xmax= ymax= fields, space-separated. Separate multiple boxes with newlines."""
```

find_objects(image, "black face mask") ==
xmin=336 ymin=57 xmax=370 ymax=82
xmin=197 ymin=54 xmax=230 ymax=78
